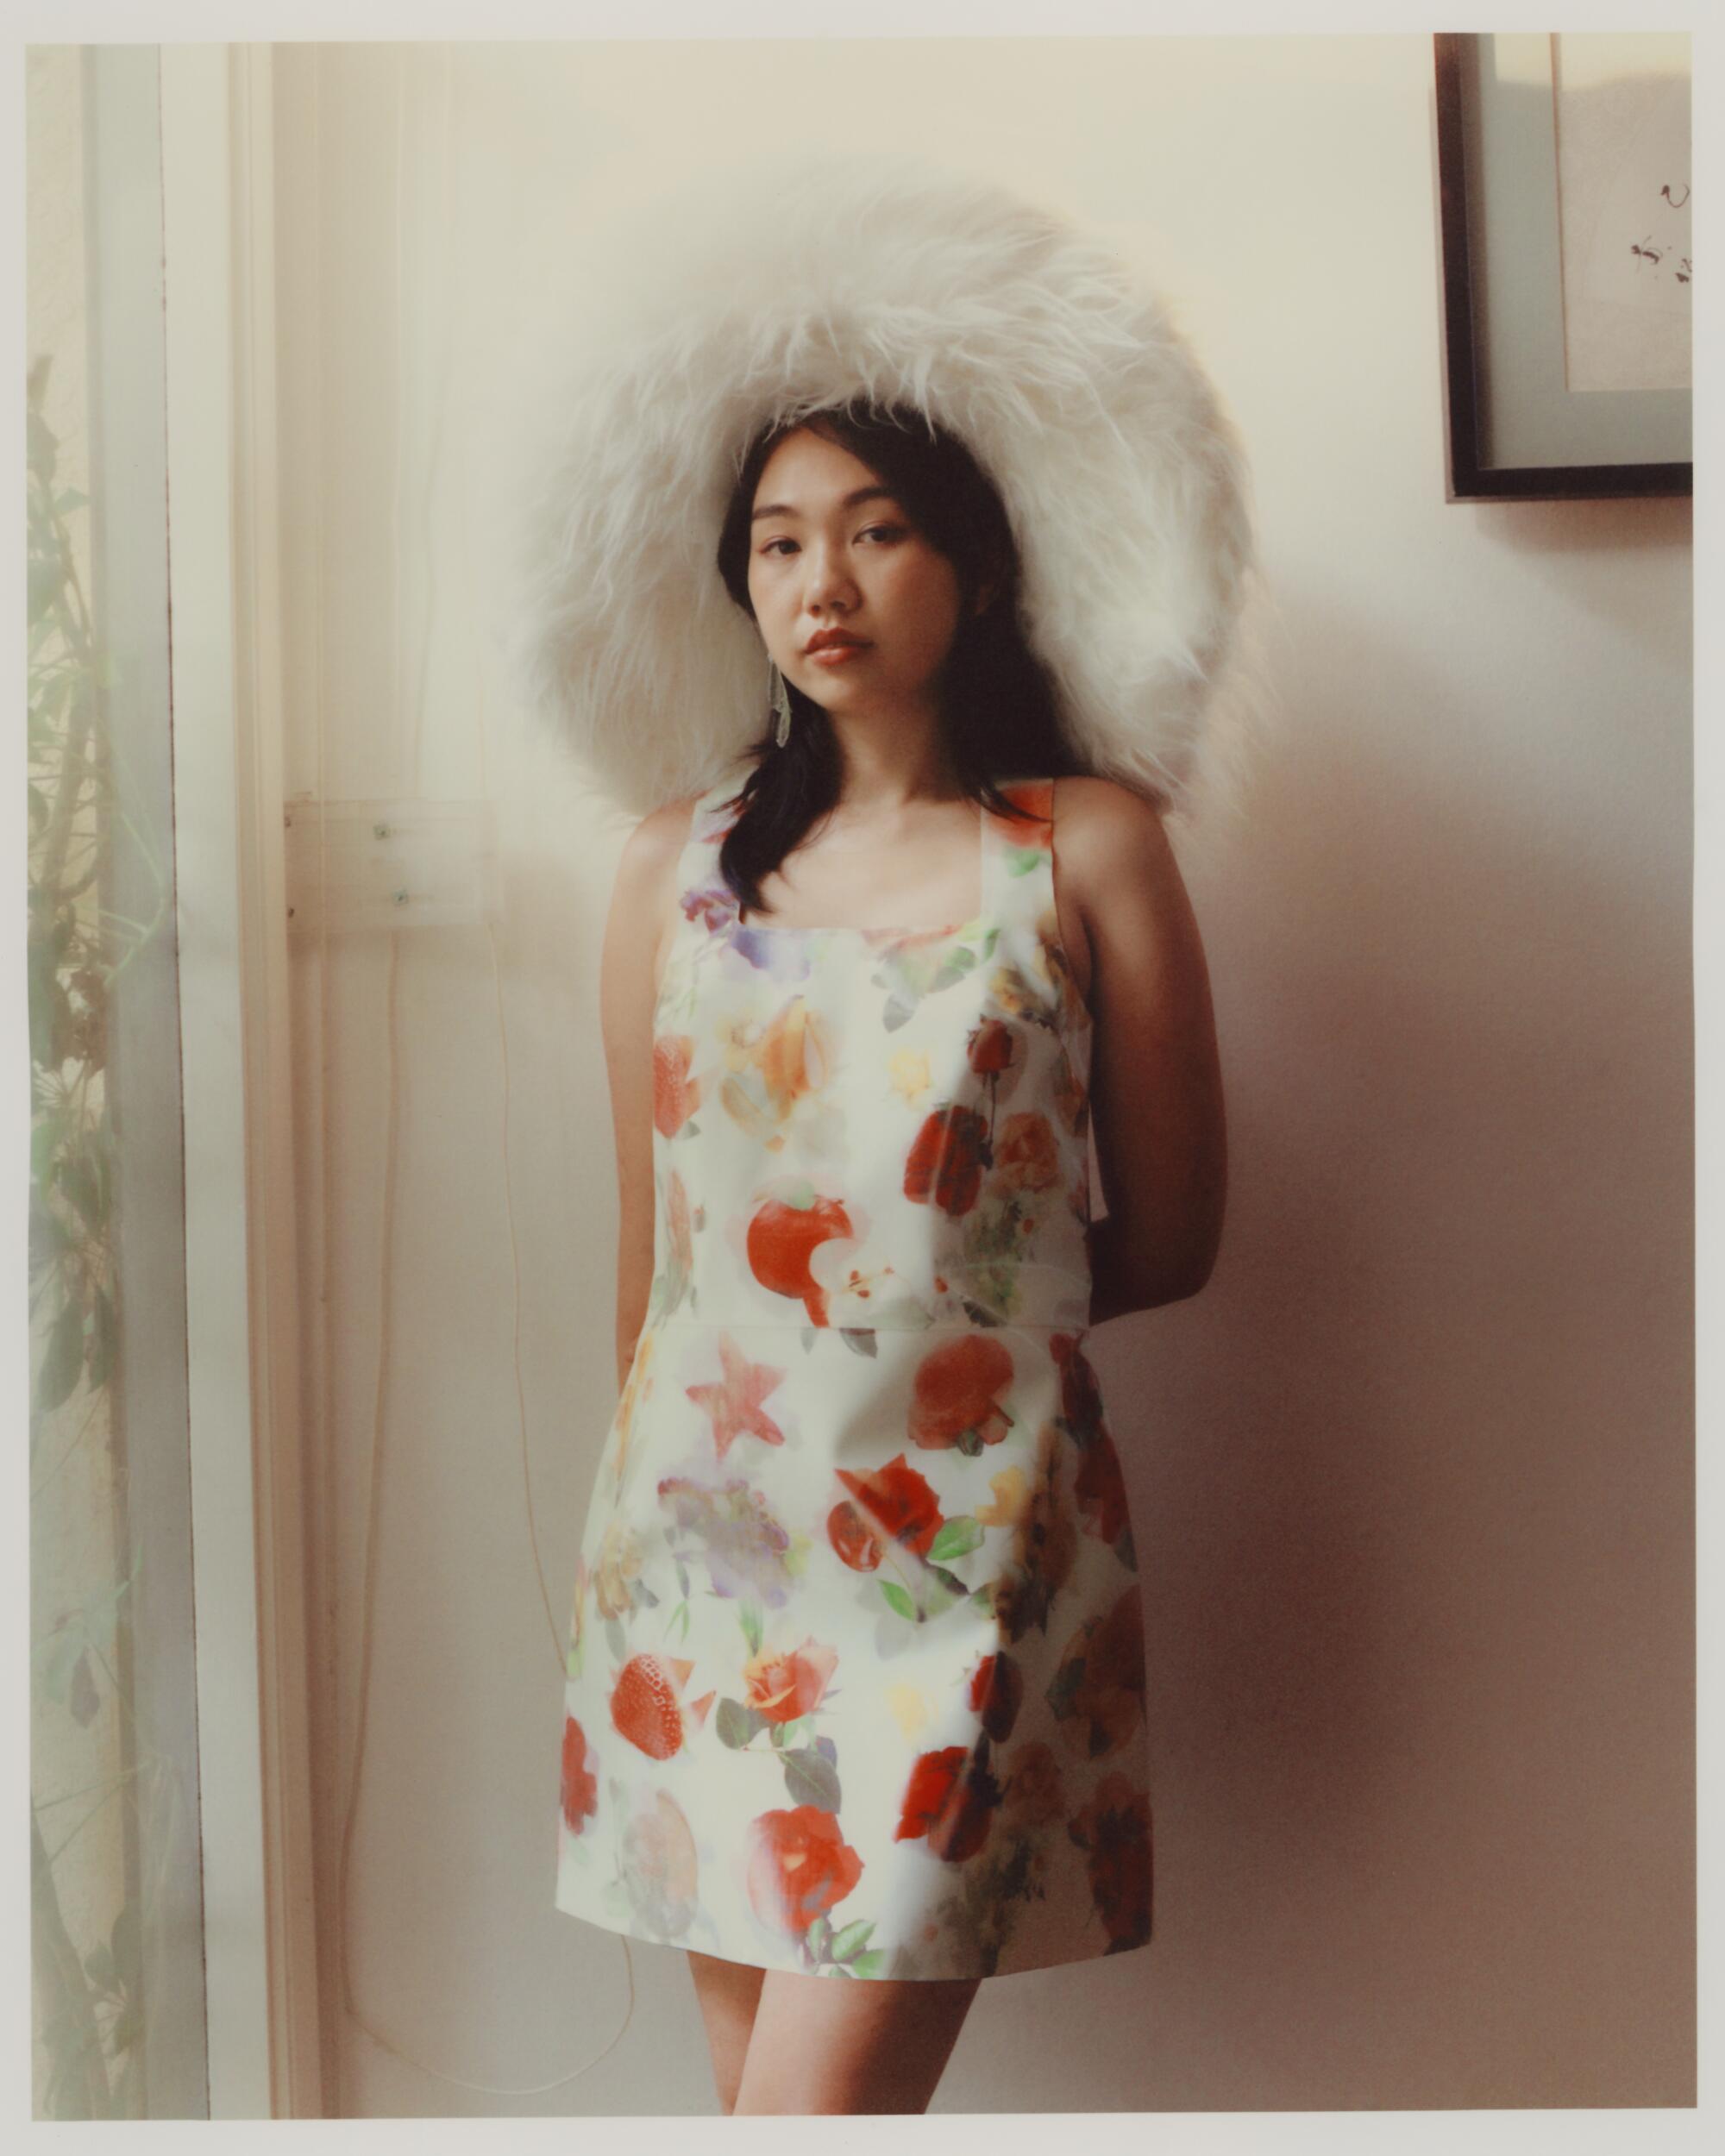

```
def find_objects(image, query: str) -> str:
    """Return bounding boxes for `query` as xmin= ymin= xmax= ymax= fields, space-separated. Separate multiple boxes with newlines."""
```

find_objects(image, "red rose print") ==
xmin=1052 ymin=1588 xmax=1145 ymax=1759
xmin=894 ymin=1744 xmax=1003 ymax=1862
xmin=746 ymin=1805 xmax=864 ymax=1934
xmin=743 ymin=1638 xmax=839 ymax=1724
xmin=1050 ymin=1332 xmax=1106 ymax=1443
xmin=909 ymin=1332 xmax=1016 ymax=1452
xmin=968 ymin=1018 xmax=1021 ymax=1077
xmin=560 ymin=1714 xmax=599 ymax=1835
xmin=1073 ymin=1426 xmax=1129 ymax=1546
xmin=968 ymin=1651 xmax=1024 ymax=1743
xmin=994 ymin=1111 xmax=1059 ymax=1194
xmin=904 ymin=1104 xmax=989 ymax=1217
xmin=746 ymin=1191 xmax=854 ymax=1326
xmin=1068 ymin=1770 xmax=1151 ymax=1950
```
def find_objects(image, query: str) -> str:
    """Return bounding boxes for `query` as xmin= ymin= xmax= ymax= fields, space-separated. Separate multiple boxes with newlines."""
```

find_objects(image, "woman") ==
xmin=502 ymin=151 xmax=1252 ymax=2117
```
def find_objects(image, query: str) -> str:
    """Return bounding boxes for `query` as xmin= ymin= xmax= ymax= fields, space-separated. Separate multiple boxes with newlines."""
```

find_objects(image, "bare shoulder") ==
xmin=625 ymin=792 xmax=703 ymax=872
xmin=608 ymin=793 xmax=704 ymax=999
xmin=1052 ymin=769 xmax=1179 ymax=928
xmin=1051 ymin=774 xmax=1172 ymax=870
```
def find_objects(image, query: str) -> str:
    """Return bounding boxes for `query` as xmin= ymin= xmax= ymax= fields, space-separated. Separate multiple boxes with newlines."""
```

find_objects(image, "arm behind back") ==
xmin=599 ymin=796 xmax=699 ymax=1389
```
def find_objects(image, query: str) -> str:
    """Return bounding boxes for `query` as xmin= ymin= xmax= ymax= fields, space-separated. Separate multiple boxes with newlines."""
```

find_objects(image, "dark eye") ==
xmin=860 ymin=523 xmax=905 ymax=542
xmin=759 ymin=536 xmax=797 ymax=555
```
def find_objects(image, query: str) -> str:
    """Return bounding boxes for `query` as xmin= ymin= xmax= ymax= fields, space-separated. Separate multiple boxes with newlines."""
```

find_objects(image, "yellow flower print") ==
xmin=888 ymin=1683 xmax=932 ymax=1740
xmin=718 ymin=1000 xmax=837 ymax=1140
xmin=888 ymin=1047 xmax=932 ymax=1103
xmin=593 ymin=1518 xmax=645 ymax=1618
xmin=612 ymin=1326 xmax=657 ymax=1499
xmin=975 ymin=1463 xmax=1030 ymax=1531
xmin=986 ymin=963 xmax=1042 ymax=1022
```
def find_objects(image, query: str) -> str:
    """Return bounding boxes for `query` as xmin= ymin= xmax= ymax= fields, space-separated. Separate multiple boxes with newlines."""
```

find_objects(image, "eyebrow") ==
xmin=750 ymin=484 xmax=900 ymax=524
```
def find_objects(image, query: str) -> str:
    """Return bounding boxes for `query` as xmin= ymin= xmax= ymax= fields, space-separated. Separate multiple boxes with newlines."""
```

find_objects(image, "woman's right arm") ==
xmin=599 ymin=797 xmax=699 ymax=1391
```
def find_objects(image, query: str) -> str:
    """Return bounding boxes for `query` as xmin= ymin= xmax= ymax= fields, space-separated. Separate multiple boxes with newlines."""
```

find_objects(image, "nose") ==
xmin=800 ymin=534 xmax=856 ymax=615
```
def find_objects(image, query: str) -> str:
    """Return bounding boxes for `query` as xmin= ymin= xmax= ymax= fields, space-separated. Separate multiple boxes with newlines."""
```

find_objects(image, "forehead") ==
xmin=752 ymin=424 xmax=893 ymax=502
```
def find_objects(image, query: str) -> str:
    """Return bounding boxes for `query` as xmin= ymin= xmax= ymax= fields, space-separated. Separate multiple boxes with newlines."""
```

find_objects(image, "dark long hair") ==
xmin=710 ymin=402 xmax=1089 ymax=917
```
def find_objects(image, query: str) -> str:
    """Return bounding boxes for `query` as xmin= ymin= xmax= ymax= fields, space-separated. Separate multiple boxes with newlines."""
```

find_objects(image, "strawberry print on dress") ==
xmin=555 ymin=771 xmax=1153 ymax=1979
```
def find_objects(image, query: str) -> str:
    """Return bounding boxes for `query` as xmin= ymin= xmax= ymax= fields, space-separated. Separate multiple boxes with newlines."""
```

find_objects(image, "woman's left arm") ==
xmin=1059 ymin=777 xmax=1227 ymax=1320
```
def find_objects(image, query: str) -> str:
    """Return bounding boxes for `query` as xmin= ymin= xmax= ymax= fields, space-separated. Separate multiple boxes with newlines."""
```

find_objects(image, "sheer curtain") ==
xmin=27 ymin=44 xmax=208 ymax=2121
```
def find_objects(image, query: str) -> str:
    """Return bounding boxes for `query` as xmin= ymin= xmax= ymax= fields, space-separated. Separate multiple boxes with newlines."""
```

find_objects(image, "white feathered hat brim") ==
xmin=481 ymin=149 xmax=1258 ymax=822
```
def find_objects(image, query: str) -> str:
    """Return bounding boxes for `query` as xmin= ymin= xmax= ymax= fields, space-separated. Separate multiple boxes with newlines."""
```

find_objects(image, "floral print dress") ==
xmin=555 ymin=771 xmax=1152 ymax=1980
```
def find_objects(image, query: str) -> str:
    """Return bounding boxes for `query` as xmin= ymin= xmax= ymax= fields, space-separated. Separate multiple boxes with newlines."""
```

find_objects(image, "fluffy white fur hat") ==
xmin=485 ymin=149 xmax=1258 ymax=822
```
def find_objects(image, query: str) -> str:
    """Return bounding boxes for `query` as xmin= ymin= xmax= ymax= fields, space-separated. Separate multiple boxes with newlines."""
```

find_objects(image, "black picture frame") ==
xmin=1433 ymin=32 xmax=1691 ymax=503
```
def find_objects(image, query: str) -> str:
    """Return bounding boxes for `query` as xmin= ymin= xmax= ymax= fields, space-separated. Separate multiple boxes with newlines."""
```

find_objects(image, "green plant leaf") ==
xmin=782 ymin=1745 xmax=842 ymax=1812
xmin=36 ymin=1295 xmax=85 ymax=1413
xmin=929 ymin=1517 xmax=983 ymax=1563
xmin=715 ymin=1697 xmax=762 ymax=1750
xmin=829 ymin=1918 xmax=875 ymax=1962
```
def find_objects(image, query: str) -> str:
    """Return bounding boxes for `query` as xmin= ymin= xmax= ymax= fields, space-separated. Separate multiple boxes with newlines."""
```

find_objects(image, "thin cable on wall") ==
xmin=323 ymin=43 xmax=636 ymax=2098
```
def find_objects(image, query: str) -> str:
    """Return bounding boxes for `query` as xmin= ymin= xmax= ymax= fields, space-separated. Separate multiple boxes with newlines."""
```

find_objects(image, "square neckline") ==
xmin=730 ymin=791 xmax=993 ymax=943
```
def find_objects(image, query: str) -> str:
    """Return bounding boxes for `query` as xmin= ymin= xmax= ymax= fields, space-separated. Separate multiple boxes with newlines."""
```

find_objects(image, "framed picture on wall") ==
xmin=1433 ymin=31 xmax=1691 ymax=502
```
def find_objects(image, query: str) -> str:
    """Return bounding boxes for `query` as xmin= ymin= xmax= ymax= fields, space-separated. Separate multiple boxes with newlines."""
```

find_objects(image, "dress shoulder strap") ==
xmin=981 ymin=775 xmax=1057 ymax=926
xmin=668 ymin=768 xmax=748 ymax=912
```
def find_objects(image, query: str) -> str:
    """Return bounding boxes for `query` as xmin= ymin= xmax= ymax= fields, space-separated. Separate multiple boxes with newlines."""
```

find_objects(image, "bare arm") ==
xmin=599 ymin=796 xmax=699 ymax=1389
xmin=1061 ymin=778 xmax=1227 ymax=1319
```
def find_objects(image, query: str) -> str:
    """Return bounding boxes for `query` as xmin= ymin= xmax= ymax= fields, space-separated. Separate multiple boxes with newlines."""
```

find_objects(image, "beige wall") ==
xmin=273 ymin=36 xmax=1692 ymax=2115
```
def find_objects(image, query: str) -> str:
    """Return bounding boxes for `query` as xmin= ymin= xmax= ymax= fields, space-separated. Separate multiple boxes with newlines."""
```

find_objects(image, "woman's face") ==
xmin=745 ymin=426 xmax=969 ymax=730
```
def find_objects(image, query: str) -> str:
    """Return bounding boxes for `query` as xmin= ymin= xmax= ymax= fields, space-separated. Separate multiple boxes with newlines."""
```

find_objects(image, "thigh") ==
xmin=732 ymin=1969 xmax=982 ymax=2115
xmin=685 ymin=1949 xmax=768 ymax=2114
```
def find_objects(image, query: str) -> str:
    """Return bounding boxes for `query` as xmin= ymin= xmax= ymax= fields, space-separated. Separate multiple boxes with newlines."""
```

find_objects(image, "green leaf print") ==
xmin=829 ymin=1918 xmax=875 ymax=1963
xmin=783 ymin=1745 xmax=842 ymax=1812
xmin=1045 ymin=1655 xmax=1085 ymax=1716
xmin=919 ymin=1572 xmax=957 ymax=1619
xmin=806 ymin=1914 xmax=832 ymax=1962
xmin=605 ymin=1617 xmax=627 ymax=1663
xmin=848 ymin=1949 xmax=887 ymax=1977
xmin=738 ymin=1600 xmax=764 ymax=1657
xmin=715 ymin=1697 xmax=763 ymax=1748
xmin=879 ymin=1579 xmax=917 ymax=1623
xmin=929 ymin=1516 xmax=983 ymax=1563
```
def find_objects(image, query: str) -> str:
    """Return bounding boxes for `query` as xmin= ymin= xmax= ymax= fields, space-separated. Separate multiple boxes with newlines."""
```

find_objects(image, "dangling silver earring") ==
xmin=769 ymin=659 xmax=794 ymax=747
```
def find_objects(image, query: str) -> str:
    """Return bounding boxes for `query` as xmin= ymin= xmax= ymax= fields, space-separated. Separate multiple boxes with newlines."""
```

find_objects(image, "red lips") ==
xmin=805 ymin=630 xmax=867 ymax=653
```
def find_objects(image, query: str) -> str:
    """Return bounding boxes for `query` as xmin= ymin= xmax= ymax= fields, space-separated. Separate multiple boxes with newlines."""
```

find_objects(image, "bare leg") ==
xmin=731 ymin=1970 xmax=982 ymax=2115
xmin=685 ymin=1948 xmax=768 ymax=2115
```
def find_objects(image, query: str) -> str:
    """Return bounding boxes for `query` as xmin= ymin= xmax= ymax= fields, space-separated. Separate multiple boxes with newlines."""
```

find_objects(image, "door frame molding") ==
xmin=161 ymin=41 xmax=323 ymax=2121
